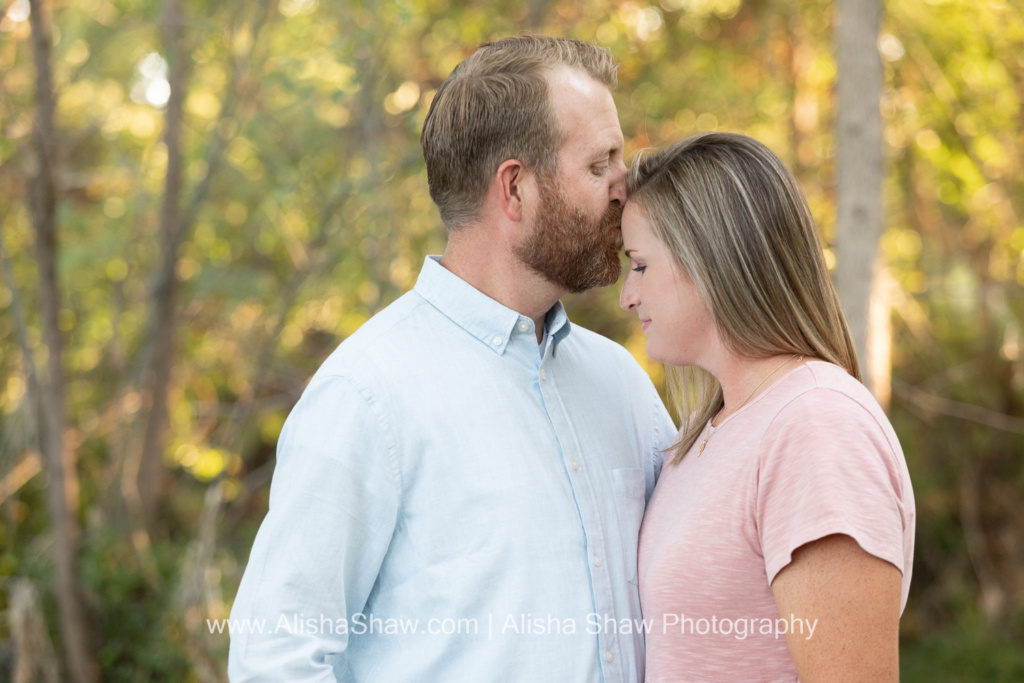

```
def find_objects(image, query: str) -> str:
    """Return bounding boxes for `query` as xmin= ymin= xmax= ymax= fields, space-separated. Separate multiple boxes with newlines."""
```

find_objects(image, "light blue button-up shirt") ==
xmin=228 ymin=256 xmax=676 ymax=682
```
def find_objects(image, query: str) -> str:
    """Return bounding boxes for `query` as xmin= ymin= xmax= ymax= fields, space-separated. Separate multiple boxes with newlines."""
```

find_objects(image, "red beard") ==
xmin=515 ymin=177 xmax=623 ymax=293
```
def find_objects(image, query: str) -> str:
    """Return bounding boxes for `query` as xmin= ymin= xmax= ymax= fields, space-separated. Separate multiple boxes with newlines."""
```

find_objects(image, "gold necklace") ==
xmin=697 ymin=354 xmax=804 ymax=457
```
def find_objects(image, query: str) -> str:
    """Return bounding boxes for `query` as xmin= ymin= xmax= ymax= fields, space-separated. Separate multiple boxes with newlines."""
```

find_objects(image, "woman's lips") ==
xmin=641 ymin=320 xmax=651 ymax=332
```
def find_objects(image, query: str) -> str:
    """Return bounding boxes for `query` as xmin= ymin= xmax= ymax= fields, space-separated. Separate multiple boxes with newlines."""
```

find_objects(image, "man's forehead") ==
xmin=546 ymin=64 xmax=602 ymax=95
xmin=545 ymin=65 xmax=615 ymax=112
xmin=547 ymin=67 xmax=621 ymax=133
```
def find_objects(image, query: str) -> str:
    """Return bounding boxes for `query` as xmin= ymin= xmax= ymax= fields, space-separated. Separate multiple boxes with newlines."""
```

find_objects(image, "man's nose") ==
xmin=609 ymin=159 xmax=627 ymax=204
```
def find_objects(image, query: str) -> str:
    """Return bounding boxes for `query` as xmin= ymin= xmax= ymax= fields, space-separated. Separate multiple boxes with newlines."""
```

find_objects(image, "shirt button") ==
xmin=517 ymin=321 xmax=529 ymax=332
xmin=605 ymin=650 xmax=614 ymax=663
xmin=570 ymin=459 xmax=579 ymax=471
xmin=492 ymin=336 xmax=502 ymax=345
xmin=593 ymin=555 xmax=601 ymax=567
xmin=540 ymin=368 xmax=547 ymax=380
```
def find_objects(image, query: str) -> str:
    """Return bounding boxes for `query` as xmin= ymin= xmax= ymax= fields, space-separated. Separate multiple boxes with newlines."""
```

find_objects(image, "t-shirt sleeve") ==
xmin=756 ymin=388 xmax=907 ymax=585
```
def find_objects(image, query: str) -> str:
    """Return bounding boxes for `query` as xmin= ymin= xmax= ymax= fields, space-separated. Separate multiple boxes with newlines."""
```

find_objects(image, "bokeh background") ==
xmin=1 ymin=0 xmax=1023 ymax=680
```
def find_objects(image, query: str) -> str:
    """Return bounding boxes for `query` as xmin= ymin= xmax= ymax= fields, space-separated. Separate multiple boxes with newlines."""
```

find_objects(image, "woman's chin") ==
xmin=645 ymin=344 xmax=679 ymax=367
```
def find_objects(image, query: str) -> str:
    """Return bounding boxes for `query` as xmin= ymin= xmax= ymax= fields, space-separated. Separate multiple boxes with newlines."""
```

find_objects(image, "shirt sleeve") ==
xmin=646 ymin=389 xmax=676 ymax=501
xmin=756 ymin=388 xmax=907 ymax=585
xmin=228 ymin=373 xmax=401 ymax=682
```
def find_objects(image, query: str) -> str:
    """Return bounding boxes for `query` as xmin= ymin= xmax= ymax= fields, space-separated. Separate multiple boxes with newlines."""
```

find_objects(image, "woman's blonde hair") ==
xmin=626 ymin=132 xmax=860 ymax=464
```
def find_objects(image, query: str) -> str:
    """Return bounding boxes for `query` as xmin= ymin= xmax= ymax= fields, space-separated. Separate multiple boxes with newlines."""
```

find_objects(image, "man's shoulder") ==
xmin=315 ymin=290 xmax=431 ymax=378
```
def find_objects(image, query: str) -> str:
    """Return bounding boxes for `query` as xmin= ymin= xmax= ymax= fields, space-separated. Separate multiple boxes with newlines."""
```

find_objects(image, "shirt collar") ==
xmin=414 ymin=256 xmax=572 ymax=355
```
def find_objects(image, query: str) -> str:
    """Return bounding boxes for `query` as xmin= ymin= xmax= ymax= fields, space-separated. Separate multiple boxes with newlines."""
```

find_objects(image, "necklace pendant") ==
xmin=698 ymin=439 xmax=707 ymax=457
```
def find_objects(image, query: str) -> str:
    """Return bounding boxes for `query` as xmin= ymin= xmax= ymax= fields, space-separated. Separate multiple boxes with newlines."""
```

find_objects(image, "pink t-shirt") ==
xmin=638 ymin=361 xmax=915 ymax=682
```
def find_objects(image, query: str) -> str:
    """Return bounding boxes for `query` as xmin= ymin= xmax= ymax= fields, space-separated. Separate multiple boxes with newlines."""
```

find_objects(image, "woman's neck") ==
xmin=711 ymin=353 xmax=806 ymax=426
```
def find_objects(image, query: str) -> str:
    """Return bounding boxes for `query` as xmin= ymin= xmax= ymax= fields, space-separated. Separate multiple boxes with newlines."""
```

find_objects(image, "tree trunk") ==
xmin=9 ymin=579 xmax=61 ymax=683
xmin=26 ymin=1 xmax=96 ymax=681
xmin=136 ymin=0 xmax=188 ymax=522
xmin=834 ymin=0 xmax=889 ymax=402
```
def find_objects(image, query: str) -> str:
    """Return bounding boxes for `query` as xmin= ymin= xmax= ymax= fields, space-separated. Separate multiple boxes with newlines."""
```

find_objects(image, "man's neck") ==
xmin=440 ymin=233 xmax=564 ymax=344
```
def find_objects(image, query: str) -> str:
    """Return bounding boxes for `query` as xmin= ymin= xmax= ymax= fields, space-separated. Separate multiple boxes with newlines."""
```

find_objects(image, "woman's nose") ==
xmin=619 ymin=275 xmax=637 ymax=311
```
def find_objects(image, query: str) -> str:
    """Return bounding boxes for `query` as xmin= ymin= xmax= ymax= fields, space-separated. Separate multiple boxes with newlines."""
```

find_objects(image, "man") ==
xmin=228 ymin=35 xmax=675 ymax=682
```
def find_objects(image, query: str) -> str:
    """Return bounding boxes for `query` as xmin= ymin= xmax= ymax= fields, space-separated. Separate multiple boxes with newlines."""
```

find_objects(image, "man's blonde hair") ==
xmin=421 ymin=35 xmax=618 ymax=231
xmin=626 ymin=132 xmax=861 ymax=463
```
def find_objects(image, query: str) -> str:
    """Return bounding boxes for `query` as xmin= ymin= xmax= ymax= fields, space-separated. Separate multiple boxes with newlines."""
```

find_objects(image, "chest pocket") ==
xmin=612 ymin=467 xmax=646 ymax=585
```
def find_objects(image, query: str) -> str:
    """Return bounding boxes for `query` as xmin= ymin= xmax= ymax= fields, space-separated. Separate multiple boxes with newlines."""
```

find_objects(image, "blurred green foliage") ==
xmin=1 ymin=0 xmax=1023 ymax=679
xmin=82 ymin=531 xmax=194 ymax=682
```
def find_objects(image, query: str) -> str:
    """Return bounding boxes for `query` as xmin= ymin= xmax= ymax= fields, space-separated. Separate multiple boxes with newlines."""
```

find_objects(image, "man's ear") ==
xmin=495 ymin=158 xmax=534 ymax=223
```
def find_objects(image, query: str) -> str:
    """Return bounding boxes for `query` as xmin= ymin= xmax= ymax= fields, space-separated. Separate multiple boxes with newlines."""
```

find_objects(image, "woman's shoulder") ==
xmin=757 ymin=361 xmax=903 ymax=467
xmin=754 ymin=361 xmax=894 ymax=441
xmin=767 ymin=360 xmax=877 ymax=411
xmin=800 ymin=361 xmax=887 ymax=418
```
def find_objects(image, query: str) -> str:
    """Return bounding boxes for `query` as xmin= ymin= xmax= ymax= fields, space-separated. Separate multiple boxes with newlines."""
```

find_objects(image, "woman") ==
xmin=619 ymin=132 xmax=915 ymax=681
